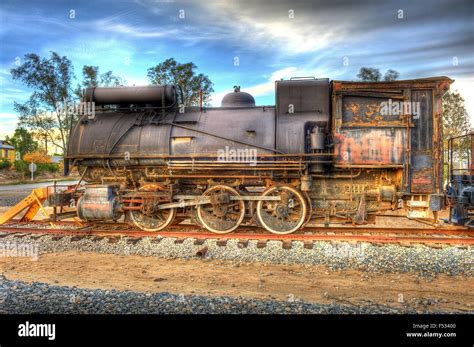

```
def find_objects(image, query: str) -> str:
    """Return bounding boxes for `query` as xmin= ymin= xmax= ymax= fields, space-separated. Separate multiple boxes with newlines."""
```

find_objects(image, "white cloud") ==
xmin=91 ymin=1 xmax=348 ymax=56
xmin=0 ymin=113 xmax=20 ymax=138
xmin=190 ymin=2 xmax=344 ymax=55
xmin=94 ymin=20 xmax=178 ymax=38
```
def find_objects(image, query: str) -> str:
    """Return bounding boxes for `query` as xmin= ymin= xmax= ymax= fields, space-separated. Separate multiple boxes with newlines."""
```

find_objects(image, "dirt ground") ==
xmin=0 ymin=251 xmax=472 ymax=312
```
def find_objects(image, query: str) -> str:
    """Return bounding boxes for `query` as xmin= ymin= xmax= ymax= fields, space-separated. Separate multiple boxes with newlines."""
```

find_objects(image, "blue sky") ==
xmin=0 ymin=0 xmax=473 ymax=139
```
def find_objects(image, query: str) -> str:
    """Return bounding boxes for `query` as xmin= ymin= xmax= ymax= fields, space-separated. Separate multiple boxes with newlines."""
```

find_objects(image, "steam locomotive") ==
xmin=62 ymin=76 xmax=453 ymax=234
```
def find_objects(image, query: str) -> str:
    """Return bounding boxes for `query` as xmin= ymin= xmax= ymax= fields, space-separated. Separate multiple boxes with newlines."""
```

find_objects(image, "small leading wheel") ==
xmin=197 ymin=185 xmax=245 ymax=233
xmin=256 ymin=185 xmax=308 ymax=234
xmin=130 ymin=207 xmax=176 ymax=231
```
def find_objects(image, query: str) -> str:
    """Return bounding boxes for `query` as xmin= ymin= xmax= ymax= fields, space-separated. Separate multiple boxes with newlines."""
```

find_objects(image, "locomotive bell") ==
xmin=221 ymin=86 xmax=256 ymax=107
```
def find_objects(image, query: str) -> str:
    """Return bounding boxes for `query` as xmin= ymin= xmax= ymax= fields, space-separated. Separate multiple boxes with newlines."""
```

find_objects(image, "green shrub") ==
xmin=13 ymin=160 xmax=59 ymax=174
xmin=37 ymin=162 xmax=60 ymax=173
xmin=0 ymin=158 xmax=12 ymax=170
xmin=14 ymin=160 xmax=59 ymax=174
xmin=14 ymin=160 xmax=28 ymax=173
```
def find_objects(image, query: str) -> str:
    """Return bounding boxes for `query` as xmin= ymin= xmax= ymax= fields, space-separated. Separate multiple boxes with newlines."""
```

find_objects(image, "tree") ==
xmin=81 ymin=65 xmax=99 ymax=88
xmin=357 ymin=67 xmax=382 ymax=82
xmin=100 ymin=70 xmax=124 ymax=87
xmin=74 ymin=66 xmax=125 ymax=98
xmin=357 ymin=67 xmax=400 ymax=82
xmin=11 ymin=52 xmax=76 ymax=155
xmin=147 ymin=58 xmax=214 ymax=106
xmin=6 ymin=128 xmax=38 ymax=159
xmin=443 ymin=91 xmax=470 ymax=140
xmin=383 ymin=69 xmax=400 ymax=81
xmin=442 ymin=91 xmax=471 ymax=178
xmin=23 ymin=149 xmax=52 ymax=164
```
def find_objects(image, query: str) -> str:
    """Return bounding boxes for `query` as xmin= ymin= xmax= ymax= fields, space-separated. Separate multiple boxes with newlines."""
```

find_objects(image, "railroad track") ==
xmin=0 ymin=220 xmax=473 ymax=247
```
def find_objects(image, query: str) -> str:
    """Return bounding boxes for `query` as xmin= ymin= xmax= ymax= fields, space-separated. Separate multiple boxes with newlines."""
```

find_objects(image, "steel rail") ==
xmin=0 ymin=222 xmax=473 ymax=246
xmin=4 ymin=220 xmax=472 ymax=235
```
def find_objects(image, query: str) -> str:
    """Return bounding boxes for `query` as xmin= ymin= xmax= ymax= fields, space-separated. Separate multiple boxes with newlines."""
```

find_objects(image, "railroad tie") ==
xmin=13 ymin=233 xmax=31 ymax=238
xmin=216 ymin=240 xmax=227 ymax=247
xmin=429 ymin=243 xmax=444 ymax=249
xmin=193 ymin=239 xmax=205 ymax=245
xmin=107 ymin=237 xmax=119 ymax=244
xmin=127 ymin=237 xmax=141 ymax=245
xmin=30 ymin=234 xmax=48 ymax=240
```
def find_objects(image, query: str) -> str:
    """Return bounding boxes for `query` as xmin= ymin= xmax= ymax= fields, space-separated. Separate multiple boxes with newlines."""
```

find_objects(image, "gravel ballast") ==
xmin=0 ymin=278 xmax=464 ymax=314
xmin=0 ymin=233 xmax=472 ymax=276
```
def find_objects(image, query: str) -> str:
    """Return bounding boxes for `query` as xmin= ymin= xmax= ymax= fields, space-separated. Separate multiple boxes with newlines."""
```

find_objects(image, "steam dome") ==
xmin=221 ymin=86 xmax=256 ymax=107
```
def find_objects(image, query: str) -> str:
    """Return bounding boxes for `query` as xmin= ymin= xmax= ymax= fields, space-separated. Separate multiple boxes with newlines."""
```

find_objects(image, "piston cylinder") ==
xmin=77 ymin=185 xmax=121 ymax=221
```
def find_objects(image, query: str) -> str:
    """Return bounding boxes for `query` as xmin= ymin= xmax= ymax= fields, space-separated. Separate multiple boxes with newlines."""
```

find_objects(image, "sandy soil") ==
xmin=0 ymin=251 xmax=472 ymax=312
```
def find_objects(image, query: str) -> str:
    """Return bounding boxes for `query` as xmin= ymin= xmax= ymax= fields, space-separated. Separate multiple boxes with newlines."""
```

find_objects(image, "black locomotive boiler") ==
xmin=64 ymin=76 xmax=453 ymax=234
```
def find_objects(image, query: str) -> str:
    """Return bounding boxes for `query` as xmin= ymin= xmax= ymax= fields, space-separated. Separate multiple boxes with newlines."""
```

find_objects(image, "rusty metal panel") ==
xmin=341 ymin=96 xmax=407 ymax=127
xmin=410 ymin=90 xmax=434 ymax=193
xmin=333 ymin=92 xmax=407 ymax=166
xmin=331 ymin=78 xmax=452 ymax=192
xmin=334 ymin=128 xmax=406 ymax=165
